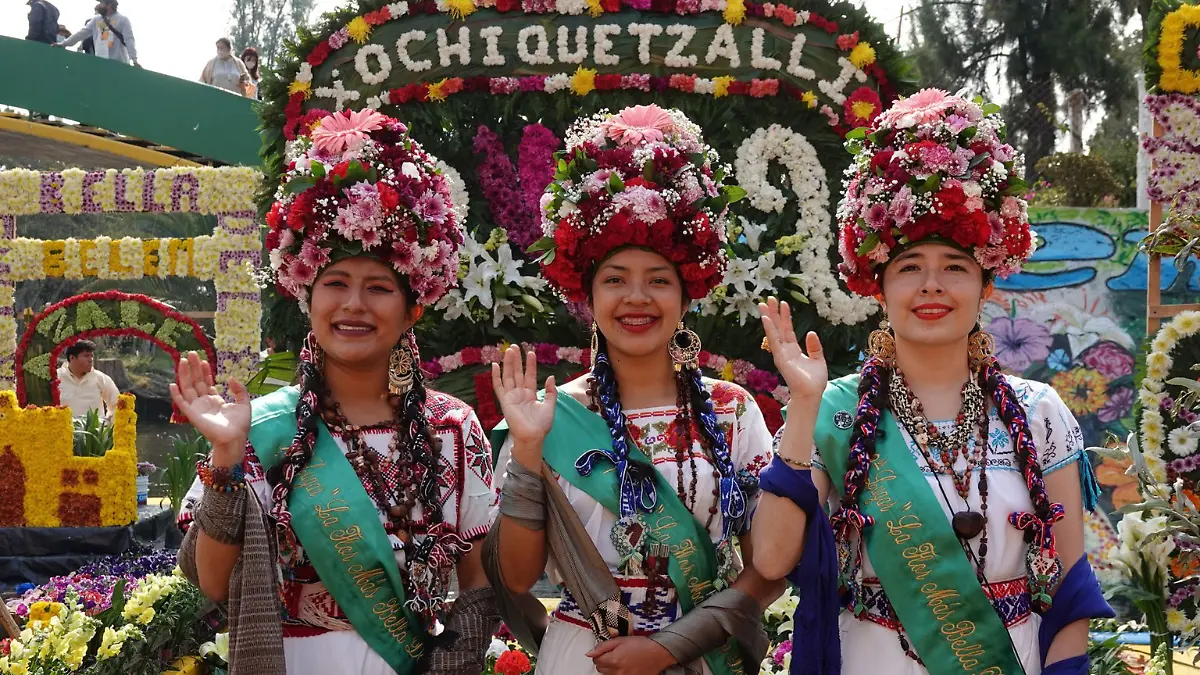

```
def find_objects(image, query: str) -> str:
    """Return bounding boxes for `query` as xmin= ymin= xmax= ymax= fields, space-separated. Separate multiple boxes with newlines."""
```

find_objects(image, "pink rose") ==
xmin=1081 ymin=341 xmax=1134 ymax=379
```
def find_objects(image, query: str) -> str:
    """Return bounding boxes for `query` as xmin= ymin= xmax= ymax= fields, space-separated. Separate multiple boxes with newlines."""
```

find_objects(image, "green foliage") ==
xmin=72 ymin=409 xmax=115 ymax=458
xmin=244 ymin=350 xmax=299 ymax=395
xmin=163 ymin=429 xmax=211 ymax=517
xmin=1087 ymin=634 xmax=1139 ymax=675
xmin=1030 ymin=152 xmax=1123 ymax=207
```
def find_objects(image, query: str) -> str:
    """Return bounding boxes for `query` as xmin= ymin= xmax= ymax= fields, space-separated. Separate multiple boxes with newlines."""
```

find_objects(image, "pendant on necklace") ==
xmin=952 ymin=510 xmax=985 ymax=539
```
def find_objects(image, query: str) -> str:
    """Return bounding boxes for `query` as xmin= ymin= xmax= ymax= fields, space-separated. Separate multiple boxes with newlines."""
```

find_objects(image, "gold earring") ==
xmin=389 ymin=338 xmax=415 ymax=396
xmin=867 ymin=316 xmax=897 ymax=368
xmin=590 ymin=323 xmax=599 ymax=368
xmin=669 ymin=321 xmax=702 ymax=372
xmin=968 ymin=324 xmax=995 ymax=371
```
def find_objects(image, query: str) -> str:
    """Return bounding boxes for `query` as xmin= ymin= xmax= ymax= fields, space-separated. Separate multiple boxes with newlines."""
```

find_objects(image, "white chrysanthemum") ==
xmin=1170 ymin=427 xmax=1199 ymax=457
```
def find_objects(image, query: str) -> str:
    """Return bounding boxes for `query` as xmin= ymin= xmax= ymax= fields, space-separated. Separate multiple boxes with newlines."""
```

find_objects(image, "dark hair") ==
xmin=240 ymin=46 xmax=260 ymax=79
xmin=216 ymin=37 xmax=232 ymax=50
xmin=65 ymin=340 xmax=96 ymax=360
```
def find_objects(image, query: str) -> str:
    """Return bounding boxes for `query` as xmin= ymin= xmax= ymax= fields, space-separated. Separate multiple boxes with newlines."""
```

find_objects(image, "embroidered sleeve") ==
xmin=1031 ymin=385 xmax=1086 ymax=475
xmin=733 ymin=387 xmax=773 ymax=535
xmin=451 ymin=409 xmax=496 ymax=541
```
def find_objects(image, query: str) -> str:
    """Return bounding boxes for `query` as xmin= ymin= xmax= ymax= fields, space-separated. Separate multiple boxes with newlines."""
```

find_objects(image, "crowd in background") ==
xmin=24 ymin=0 xmax=260 ymax=99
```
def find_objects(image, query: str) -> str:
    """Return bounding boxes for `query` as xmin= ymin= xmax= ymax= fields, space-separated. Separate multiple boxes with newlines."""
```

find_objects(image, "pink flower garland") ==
xmin=516 ymin=124 xmax=561 ymax=250
xmin=473 ymin=124 xmax=561 ymax=252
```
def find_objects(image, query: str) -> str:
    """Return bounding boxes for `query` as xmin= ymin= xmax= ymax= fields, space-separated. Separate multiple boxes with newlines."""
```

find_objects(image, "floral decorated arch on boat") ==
xmin=14 ymin=291 xmax=216 ymax=417
xmin=258 ymin=0 xmax=913 ymax=407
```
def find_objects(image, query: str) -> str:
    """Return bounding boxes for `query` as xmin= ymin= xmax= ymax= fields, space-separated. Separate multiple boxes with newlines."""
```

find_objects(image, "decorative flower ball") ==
xmin=836 ymin=89 xmax=1035 ymax=297
xmin=533 ymin=104 xmax=745 ymax=302
xmin=265 ymin=109 xmax=463 ymax=311
xmin=494 ymin=648 xmax=533 ymax=675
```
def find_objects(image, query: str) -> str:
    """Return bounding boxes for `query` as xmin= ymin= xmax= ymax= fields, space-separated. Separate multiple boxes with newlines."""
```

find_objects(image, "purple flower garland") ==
xmin=473 ymin=123 xmax=561 ymax=253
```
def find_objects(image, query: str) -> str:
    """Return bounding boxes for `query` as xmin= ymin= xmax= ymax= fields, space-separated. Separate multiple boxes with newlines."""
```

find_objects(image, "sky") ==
xmin=0 ymin=0 xmax=906 ymax=83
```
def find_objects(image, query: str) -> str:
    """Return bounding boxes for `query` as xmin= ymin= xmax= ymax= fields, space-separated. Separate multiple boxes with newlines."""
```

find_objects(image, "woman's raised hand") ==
xmin=168 ymin=351 xmax=251 ymax=468
xmin=492 ymin=346 xmax=557 ymax=465
xmin=760 ymin=297 xmax=827 ymax=404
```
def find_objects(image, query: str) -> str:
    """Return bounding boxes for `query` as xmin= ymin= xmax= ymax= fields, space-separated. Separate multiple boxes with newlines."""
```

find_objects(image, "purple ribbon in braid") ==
xmin=576 ymin=347 xmax=659 ymax=516
xmin=268 ymin=332 xmax=323 ymax=561
xmin=686 ymin=367 xmax=746 ymax=540
xmin=829 ymin=358 xmax=887 ymax=538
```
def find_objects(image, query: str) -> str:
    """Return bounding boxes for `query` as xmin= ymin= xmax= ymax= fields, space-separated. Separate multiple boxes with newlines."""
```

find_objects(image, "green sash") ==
xmin=250 ymin=386 xmax=427 ymax=673
xmin=816 ymin=375 xmax=1021 ymax=675
xmin=492 ymin=393 xmax=748 ymax=675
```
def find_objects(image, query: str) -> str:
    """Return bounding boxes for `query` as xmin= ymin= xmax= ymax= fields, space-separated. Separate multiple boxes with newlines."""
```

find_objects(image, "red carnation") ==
xmin=287 ymin=191 xmax=316 ymax=232
xmin=869 ymin=150 xmax=894 ymax=175
xmin=496 ymin=0 xmax=519 ymax=10
xmin=754 ymin=393 xmax=784 ymax=434
xmin=728 ymin=81 xmax=750 ymax=96
xmin=330 ymin=161 xmax=352 ymax=179
xmin=265 ymin=227 xmax=281 ymax=251
xmin=624 ymin=177 xmax=658 ymax=190
xmin=494 ymin=649 xmax=532 ymax=675
xmin=844 ymin=87 xmax=882 ymax=128
xmin=596 ymin=74 xmax=623 ymax=90
xmin=307 ymin=42 xmax=332 ymax=67
xmin=836 ymin=32 xmax=859 ymax=50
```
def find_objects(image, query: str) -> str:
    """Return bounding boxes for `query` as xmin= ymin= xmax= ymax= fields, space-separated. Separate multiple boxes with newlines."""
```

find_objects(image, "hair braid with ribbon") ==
xmin=685 ymin=365 xmax=746 ymax=539
xmin=830 ymin=357 xmax=890 ymax=538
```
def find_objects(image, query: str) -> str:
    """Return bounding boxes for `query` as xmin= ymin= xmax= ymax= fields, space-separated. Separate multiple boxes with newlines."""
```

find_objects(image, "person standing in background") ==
xmin=240 ymin=46 xmax=261 ymax=99
xmin=58 ymin=1 xmax=139 ymax=67
xmin=57 ymin=340 xmax=120 ymax=421
xmin=200 ymin=38 xmax=251 ymax=95
xmin=25 ymin=0 xmax=60 ymax=44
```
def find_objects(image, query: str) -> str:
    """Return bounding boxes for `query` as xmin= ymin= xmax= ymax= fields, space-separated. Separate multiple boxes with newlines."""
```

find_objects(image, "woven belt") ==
xmin=854 ymin=576 xmax=1032 ymax=630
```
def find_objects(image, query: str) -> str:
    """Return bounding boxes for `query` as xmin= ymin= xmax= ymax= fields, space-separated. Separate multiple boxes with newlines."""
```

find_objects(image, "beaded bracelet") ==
xmin=197 ymin=459 xmax=246 ymax=492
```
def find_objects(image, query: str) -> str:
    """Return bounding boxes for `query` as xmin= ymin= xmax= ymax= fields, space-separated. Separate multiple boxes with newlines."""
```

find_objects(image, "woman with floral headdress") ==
xmin=174 ymin=109 xmax=498 ymax=675
xmin=485 ymin=105 xmax=782 ymax=675
xmin=750 ymin=90 xmax=1112 ymax=675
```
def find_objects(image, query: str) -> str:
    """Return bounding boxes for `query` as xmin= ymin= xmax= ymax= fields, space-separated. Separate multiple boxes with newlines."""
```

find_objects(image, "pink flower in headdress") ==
xmin=299 ymin=241 xmax=330 ymax=269
xmin=288 ymin=257 xmax=319 ymax=288
xmin=864 ymin=202 xmax=890 ymax=231
xmin=392 ymin=240 xmax=418 ymax=273
xmin=975 ymin=245 xmax=1009 ymax=270
xmin=358 ymin=227 xmax=383 ymax=250
xmin=415 ymin=190 xmax=449 ymax=224
xmin=311 ymin=110 xmax=388 ymax=157
xmin=890 ymin=185 xmax=914 ymax=225
xmin=601 ymin=105 xmax=676 ymax=146
xmin=878 ymin=88 xmax=961 ymax=129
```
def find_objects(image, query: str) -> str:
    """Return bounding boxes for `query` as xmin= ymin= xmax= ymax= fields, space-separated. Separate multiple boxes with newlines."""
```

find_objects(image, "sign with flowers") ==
xmin=0 ymin=167 xmax=263 ymax=393
xmin=258 ymin=0 xmax=912 ymax=378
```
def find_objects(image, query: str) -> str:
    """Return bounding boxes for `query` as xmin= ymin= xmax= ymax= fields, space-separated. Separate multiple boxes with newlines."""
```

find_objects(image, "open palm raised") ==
xmin=759 ymin=297 xmax=827 ymax=402
xmin=168 ymin=351 xmax=251 ymax=467
xmin=491 ymin=346 xmax=557 ymax=454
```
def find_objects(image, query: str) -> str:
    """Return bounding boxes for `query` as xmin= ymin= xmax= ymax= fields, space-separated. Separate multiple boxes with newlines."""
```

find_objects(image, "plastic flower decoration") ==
xmin=266 ymin=110 xmax=464 ymax=311
xmin=836 ymin=88 xmax=1035 ymax=296
xmin=531 ymin=104 xmax=745 ymax=302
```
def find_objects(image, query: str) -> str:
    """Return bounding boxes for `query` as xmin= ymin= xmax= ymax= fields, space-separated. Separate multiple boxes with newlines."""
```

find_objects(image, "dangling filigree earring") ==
xmin=389 ymin=335 xmax=416 ymax=396
xmin=589 ymin=322 xmax=600 ymax=369
xmin=867 ymin=315 xmax=897 ymax=368
xmin=669 ymin=321 xmax=702 ymax=372
xmin=968 ymin=318 xmax=995 ymax=371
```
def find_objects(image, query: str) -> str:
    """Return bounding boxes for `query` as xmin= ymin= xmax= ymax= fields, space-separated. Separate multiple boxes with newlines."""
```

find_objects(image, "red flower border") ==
xmin=15 ymin=291 xmax=216 ymax=421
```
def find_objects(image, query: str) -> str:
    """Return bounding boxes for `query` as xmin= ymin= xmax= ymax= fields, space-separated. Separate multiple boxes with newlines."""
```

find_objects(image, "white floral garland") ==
xmin=722 ymin=125 xmax=876 ymax=326
xmin=1138 ymin=311 xmax=1200 ymax=484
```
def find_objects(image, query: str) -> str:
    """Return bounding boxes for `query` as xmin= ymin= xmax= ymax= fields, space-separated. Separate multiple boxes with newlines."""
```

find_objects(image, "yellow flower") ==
xmin=1174 ymin=311 xmax=1200 ymax=337
xmin=723 ymin=0 xmax=745 ymax=25
xmin=1146 ymin=351 xmax=1173 ymax=373
xmin=801 ymin=91 xmax=818 ymax=109
xmin=719 ymin=362 xmax=735 ymax=381
xmin=1158 ymin=5 xmax=1200 ymax=94
xmin=851 ymin=99 xmax=877 ymax=121
xmin=28 ymin=602 xmax=64 ymax=626
xmin=445 ymin=0 xmax=477 ymax=18
xmin=427 ymin=79 xmax=449 ymax=101
xmin=849 ymin=42 xmax=876 ymax=69
xmin=347 ymin=16 xmax=372 ymax=44
xmin=586 ymin=0 xmax=603 ymax=15
xmin=570 ymin=67 xmax=597 ymax=96
xmin=713 ymin=76 xmax=735 ymax=98
xmin=288 ymin=80 xmax=313 ymax=98
xmin=1049 ymin=367 xmax=1107 ymax=416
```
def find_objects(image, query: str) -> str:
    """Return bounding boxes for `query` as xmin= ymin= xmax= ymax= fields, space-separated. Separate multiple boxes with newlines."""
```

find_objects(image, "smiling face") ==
xmin=879 ymin=242 xmax=987 ymax=351
xmin=309 ymin=257 xmax=422 ymax=372
xmin=590 ymin=248 xmax=687 ymax=361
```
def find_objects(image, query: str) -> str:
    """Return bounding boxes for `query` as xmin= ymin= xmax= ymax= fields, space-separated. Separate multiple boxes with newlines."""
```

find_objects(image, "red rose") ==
xmin=307 ymin=42 xmax=331 ymax=67
xmin=377 ymin=183 xmax=401 ymax=211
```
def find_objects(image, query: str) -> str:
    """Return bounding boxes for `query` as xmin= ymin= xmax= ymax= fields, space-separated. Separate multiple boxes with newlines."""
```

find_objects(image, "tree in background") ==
xmin=1086 ymin=32 xmax=1141 ymax=207
xmin=909 ymin=0 xmax=1139 ymax=182
xmin=228 ymin=0 xmax=317 ymax=71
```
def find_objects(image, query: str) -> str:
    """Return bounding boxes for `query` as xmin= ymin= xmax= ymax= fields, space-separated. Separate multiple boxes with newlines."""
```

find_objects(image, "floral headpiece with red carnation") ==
xmin=266 ymin=109 xmax=463 ymax=312
xmin=836 ymin=89 xmax=1035 ymax=297
xmin=531 ymin=105 xmax=744 ymax=302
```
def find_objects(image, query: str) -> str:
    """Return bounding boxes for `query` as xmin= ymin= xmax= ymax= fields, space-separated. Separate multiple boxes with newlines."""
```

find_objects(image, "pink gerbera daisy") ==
xmin=311 ymin=109 xmax=388 ymax=157
xmin=601 ymin=104 xmax=677 ymax=146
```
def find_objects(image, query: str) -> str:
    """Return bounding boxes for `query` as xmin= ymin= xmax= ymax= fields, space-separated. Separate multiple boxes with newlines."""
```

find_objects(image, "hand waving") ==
xmin=168 ymin=351 xmax=251 ymax=468
xmin=491 ymin=346 xmax=557 ymax=465
xmin=760 ymin=297 xmax=827 ymax=403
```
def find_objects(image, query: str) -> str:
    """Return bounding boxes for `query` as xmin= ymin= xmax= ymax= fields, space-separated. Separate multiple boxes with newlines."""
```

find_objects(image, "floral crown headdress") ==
xmin=835 ymin=89 xmax=1035 ymax=297
xmin=265 ymin=109 xmax=463 ymax=313
xmin=531 ymin=104 xmax=744 ymax=302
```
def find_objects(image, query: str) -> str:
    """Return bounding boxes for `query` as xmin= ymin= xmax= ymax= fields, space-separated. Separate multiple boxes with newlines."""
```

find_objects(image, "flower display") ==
xmin=1143 ymin=93 xmax=1200 ymax=221
xmin=1050 ymin=367 xmax=1108 ymax=417
xmin=0 ymin=390 xmax=136 ymax=527
xmin=0 ymin=167 xmax=260 ymax=216
xmin=1157 ymin=4 xmax=1200 ymax=94
xmin=836 ymin=89 xmax=1034 ymax=296
xmin=1137 ymin=310 xmax=1200 ymax=484
xmin=533 ymin=105 xmax=743 ymax=301
xmin=267 ymin=109 xmax=463 ymax=310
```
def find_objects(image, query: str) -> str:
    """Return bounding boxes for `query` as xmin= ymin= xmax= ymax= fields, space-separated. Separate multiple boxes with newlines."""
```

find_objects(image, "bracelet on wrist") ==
xmin=778 ymin=455 xmax=813 ymax=470
xmin=197 ymin=458 xmax=246 ymax=492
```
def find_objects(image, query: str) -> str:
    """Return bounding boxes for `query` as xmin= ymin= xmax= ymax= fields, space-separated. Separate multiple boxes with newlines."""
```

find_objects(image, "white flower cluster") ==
xmin=355 ymin=44 xmax=392 ymax=85
xmin=434 ymin=230 xmax=550 ymax=327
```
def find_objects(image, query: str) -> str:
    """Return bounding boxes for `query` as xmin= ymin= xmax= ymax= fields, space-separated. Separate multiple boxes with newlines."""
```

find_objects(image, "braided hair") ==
xmin=829 ymin=357 xmax=890 ymax=537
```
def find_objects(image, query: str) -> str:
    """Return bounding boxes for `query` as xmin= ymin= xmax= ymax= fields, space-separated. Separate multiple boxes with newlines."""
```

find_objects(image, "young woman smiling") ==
xmin=486 ymin=105 xmax=781 ymax=675
xmin=175 ymin=110 xmax=497 ymax=675
xmin=751 ymin=90 xmax=1112 ymax=675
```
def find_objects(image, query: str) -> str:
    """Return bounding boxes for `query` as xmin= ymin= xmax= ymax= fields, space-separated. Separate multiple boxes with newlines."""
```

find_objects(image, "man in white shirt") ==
xmin=57 ymin=340 xmax=120 ymax=420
